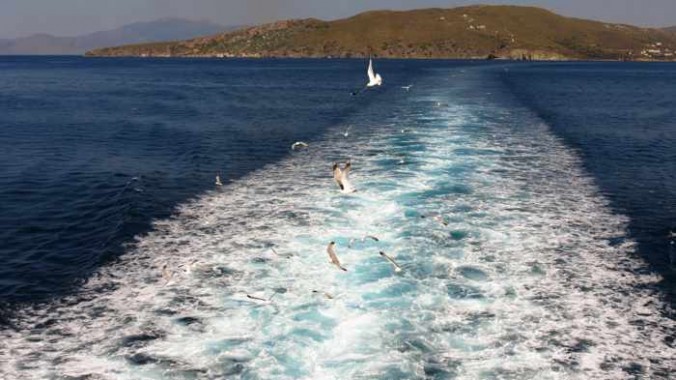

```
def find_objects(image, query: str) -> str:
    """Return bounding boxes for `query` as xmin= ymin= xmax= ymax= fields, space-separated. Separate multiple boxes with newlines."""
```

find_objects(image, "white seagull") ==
xmin=401 ymin=85 xmax=413 ymax=91
xmin=348 ymin=235 xmax=379 ymax=248
xmin=291 ymin=141 xmax=309 ymax=150
xmin=327 ymin=242 xmax=348 ymax=271
xmin=161 ymin=264 xmax=174 ymax=285
xmin=215 ymin=174 xmax=223 ymax=186
xmin=379 ymin=251 xmax=403 ymax=273
xmin=312 ymin=290 xmax=335 ymax=299
xmin=366 ymin=58 xmax=383 ymax=87
xmin=332 ymin=160 xmax=356 ymax=193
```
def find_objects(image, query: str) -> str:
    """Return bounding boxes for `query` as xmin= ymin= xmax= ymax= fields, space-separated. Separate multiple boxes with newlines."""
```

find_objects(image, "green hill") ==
xmin=86 ymin=6 xmax=676 ymax=60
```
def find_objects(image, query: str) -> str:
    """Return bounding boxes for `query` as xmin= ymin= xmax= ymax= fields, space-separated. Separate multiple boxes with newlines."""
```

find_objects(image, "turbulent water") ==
xmin=1 ymin=58 xmax=675 ymax=379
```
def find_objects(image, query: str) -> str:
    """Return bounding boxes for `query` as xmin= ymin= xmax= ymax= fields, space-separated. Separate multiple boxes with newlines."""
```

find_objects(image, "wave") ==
xmin=1 ymin=66 xmax=673 ymax=380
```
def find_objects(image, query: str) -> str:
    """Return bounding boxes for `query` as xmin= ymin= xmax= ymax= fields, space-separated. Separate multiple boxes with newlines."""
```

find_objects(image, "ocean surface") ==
xmin=0 ymin=57 xmax=674 ymax=379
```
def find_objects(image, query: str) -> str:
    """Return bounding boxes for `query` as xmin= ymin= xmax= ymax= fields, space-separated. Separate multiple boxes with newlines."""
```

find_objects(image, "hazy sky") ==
xmin=2 ymin=0 xmax=675 ymax=39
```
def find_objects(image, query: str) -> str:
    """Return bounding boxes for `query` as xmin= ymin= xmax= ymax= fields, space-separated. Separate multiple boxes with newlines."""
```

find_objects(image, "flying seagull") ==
xmin=291 ymin=141 xmax=309 ymax=150
xmin=348 ymin=235 xmax=380 ymax=248
xmin=327 ymin=242 xmax=347 ymax=271
xmin=161 ymin=264 xmax=174 ymax=285
xmin=270 ymin=247 xmax=293 ymax=259
xmin=401 ymin=85 xmax=413 ymax=91
xmin=351 ymin=58 xmax=383 ymax=95
xmin=421 ymin=214 xmax=448 ymax=226
xmin=433 ymin=215 xmax=449 ymax=226
xmin=312 ymin=290 xmax=335 ymax=299
xmin=215 ymin=174 xmax=223 ymax=186
xmin=379 ymin=251 xmax=403 ymax=273
xmin=177 ymin=260 xmax=199 ymax=275
xmin=343 ymin=125 xmax=352 ymax=137
xmin=366 ymin=58 xmax=383 ymax=87
xmin=246 ymin=288 xmax=284 ymax=303
xmin=246 ymin=294 xmax=269 ymax=302
xmin=332 ymin=160 xmax=356 ymax=193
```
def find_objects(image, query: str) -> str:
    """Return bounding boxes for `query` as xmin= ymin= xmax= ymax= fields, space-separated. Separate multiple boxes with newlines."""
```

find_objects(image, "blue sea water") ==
xmin=0 ymin=57 xmax=674 ymax=379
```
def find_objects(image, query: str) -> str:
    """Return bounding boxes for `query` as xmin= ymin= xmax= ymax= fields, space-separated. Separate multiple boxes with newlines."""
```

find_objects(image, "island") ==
xmin=86 ymin=5 xmax=676 ymax=61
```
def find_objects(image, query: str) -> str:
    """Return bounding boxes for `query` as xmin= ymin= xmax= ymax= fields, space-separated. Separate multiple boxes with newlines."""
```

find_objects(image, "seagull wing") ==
xmin=333 ymin=163 xmax=344 ymax=190
xmin=338 ymin=161 xmax=355 ymax=193
xmin=327 ymin=243 xmax=347 ymax=271
xmin=367 ymin=58 xmax=376 ymax=83
xmin=343 ymin=161 xmax=352 ymax=176
xmin=379 ymin=251 xmax=402 ymax=272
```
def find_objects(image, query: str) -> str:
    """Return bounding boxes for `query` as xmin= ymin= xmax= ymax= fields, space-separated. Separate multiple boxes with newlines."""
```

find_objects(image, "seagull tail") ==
xmin=340 ymin=266 xmax=348 ymax=272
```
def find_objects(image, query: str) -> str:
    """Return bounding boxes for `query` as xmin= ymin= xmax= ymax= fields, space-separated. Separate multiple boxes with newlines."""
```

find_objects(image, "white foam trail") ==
xmin=1 ymin=68 xmax=673 ymax=380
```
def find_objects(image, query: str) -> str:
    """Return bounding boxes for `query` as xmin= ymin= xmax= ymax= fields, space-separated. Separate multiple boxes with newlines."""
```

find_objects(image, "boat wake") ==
xmin=1 ymin=67 xmax=673 ymax=379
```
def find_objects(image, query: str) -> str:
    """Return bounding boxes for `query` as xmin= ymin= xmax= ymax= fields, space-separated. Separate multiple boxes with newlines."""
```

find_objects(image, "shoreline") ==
xmin=1 ymin=55 xmax=674 ymax=63
xmin=79 ymin=54 xmax=676 ymax=63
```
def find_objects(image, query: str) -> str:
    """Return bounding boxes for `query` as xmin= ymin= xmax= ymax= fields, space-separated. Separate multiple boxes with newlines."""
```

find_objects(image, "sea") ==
xmin=0 ymin=57 xmax=674 ymax=379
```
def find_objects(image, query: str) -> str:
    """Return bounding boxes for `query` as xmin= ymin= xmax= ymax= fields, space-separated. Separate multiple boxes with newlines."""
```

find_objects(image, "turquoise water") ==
xmin=1 ymin=58 xmax=674 ymax=379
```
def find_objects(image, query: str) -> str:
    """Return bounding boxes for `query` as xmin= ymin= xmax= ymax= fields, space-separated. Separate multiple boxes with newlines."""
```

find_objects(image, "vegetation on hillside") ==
xmin=86 ymin=6 xmax=676 ymax=60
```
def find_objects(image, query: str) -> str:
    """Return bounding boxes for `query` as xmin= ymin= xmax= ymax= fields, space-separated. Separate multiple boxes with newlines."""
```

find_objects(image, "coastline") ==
xmin=80 ymin=54 xmax=676 ymax=62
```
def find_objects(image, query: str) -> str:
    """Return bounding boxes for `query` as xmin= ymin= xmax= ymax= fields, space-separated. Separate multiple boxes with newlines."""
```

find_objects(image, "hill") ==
xmin=86 ymin=6 xmax=676 ymax=60
xmin=0 ymin=19 xmax=237 ymax=55
xmin=664 ymin=26 xmax=676 ymax=34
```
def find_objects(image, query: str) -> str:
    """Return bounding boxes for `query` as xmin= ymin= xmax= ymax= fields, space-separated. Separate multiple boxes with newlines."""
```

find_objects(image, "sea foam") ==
xmin=1 ymin=66 xmax=673 ymax=380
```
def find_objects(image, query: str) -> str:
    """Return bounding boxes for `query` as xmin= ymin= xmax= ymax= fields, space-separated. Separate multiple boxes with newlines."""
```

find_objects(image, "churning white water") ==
xmin=1 ymin=67 xmax=673 ymax=380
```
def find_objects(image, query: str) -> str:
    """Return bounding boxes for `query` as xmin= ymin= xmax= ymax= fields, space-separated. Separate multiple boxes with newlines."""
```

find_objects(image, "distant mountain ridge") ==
xmin=87 ymin=6 xmax=676 ymax=61
xmin=0 ymin=19 xmax=238 ymax=55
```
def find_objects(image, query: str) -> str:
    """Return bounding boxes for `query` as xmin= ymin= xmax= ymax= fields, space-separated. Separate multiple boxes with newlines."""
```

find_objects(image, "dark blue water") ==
xmin=0 ymin=57 xmax=451 ymax=307
xmin=500 ymin=62 xmax=676 ymax=306
xmin=0 ymin=57 xmax=676 ymax=308
xmin=2 ymin=57 xmax=675 ymax=379
xmin=1 ymin=58 xmax=675 ymax=307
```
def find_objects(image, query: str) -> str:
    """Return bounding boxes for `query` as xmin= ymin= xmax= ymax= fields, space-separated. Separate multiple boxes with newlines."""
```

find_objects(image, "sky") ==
xmin=1 ymin=0 xmax=675 ymax=39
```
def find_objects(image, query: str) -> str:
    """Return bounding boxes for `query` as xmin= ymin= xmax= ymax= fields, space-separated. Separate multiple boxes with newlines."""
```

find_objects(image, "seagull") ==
xmin=215 ymin=174 xmax=223 ymax=186
xmin=379 ymin=251 xmax=403 ymax=273
xmin=327 ymin=242 xmax=347 ymax=271
xmin=176 ymin=260 xmax=197 ymax=275
xmin=246 ymin=288 xmax=284 ymax=303
xmin=291 ymin=141 xmax=309 ymax=150
xmin=348 ymin=235 xmax=380 ymax=248
xmin=343 ymin=126 xmax=352 ymax=137
xmin=312 ymin=290 xmax=334 ymax=299
xmin=351 ymin=58 xmax=383 ymax=95
xmin=270 ymin=247 xmax=293 ymax=259
xmin=366 ymin=58 xmax=383 ymax=87
xmin=332 ymin=160 xmax=356 ymax=193
xmin=421 ymin=214 xmax=448 ymax=226
xmin=401 ymin=85 xmax=413 ymax=91
xmin=161 ymin=264 xmax=174 ymax=285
